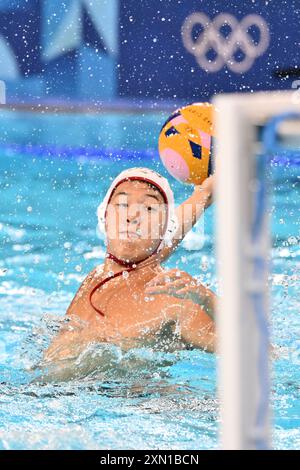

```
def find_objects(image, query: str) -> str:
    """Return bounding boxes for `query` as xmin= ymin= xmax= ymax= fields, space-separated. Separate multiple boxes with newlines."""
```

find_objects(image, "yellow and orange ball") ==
xmin=158 ymin=102 xmax=215 ymax=185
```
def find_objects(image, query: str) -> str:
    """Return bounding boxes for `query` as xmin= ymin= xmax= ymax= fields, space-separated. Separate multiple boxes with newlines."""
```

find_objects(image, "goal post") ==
xmin=212 ymin=90 xmax=300 ymax=450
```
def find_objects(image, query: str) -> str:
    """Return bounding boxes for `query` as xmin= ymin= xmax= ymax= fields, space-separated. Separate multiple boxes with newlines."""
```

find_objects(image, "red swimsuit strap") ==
xmin=89 ymin=251 xmax=158 ymax=317
xmin=106 ymin=252 xmax=137 ymax=268
xmin=89 ymin=268 xmax=132 ymax=317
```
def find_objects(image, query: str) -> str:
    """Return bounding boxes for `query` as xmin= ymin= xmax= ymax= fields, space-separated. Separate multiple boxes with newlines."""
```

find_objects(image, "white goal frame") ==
xmin=212 ymin=90 xmax=300 ymax=450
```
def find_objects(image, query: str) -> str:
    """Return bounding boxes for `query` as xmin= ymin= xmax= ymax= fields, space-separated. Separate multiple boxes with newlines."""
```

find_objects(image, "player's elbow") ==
xmin=196 ymin=327 xmax=216 ymax=353
xmin=181 ymin=322 xmax=216 ymax=353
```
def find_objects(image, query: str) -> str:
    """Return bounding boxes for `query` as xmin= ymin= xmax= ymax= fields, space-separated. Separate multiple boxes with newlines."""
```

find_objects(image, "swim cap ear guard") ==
xmin=96 ymin=167 xmax=179 ymax=254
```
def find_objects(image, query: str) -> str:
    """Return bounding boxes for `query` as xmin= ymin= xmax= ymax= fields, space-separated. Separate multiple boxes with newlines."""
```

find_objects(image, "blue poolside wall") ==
xmin=0 ymin=0 xmax=299 ymax=104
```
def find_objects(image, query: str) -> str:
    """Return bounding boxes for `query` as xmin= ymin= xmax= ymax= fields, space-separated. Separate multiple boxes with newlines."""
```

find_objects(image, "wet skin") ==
xmin=43 ymin=179 xmax=216 ymax=363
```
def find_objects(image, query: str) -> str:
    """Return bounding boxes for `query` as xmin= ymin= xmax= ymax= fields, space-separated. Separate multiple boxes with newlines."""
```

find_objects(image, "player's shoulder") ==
xmin=93 ymin=263 xmax=105 ymax=278
xmin=66 ymin=263 xmax=105 ymax=316
xmin=86 ymin=263 xmax=104 ymax=279
xmin=76 ymin=263 xmax=105 ymax=295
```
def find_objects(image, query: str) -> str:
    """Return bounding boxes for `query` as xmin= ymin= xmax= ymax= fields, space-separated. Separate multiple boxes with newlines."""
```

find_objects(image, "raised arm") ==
xmin=156 ymin=175 xmax=215 ymax=263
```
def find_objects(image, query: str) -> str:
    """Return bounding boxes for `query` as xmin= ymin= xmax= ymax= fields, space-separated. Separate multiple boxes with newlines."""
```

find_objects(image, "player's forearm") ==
xmin=160 ymin=187 xmax=211 ymax=253
xmin=176 ymin=186 xmax=211 ymax=238
xmin=181 ymin=315 xmax=216 ymax=353
xmin=155 ymin=176 xmax=214 ymax=263
xmin=189 ymin=284 xmax=216 ymax=321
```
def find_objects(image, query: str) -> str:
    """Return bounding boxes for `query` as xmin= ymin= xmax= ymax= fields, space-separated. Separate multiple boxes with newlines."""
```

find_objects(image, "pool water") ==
xmin=0 ymin=119 xmax=299 ymax=449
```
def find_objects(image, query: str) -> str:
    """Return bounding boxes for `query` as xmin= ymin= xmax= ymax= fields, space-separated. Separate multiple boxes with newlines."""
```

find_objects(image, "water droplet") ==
xmin=288 ymin=236 xmax=298 ymax=245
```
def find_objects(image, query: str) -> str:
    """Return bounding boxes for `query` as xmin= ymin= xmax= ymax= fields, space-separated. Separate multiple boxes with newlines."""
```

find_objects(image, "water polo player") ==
xmin=43 ymin=166 xmax=216 ymax=363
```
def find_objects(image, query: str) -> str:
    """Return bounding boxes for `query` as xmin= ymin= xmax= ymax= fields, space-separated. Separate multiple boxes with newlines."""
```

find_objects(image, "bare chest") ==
xmin=78 ymin=272 xmax=181 ymax=341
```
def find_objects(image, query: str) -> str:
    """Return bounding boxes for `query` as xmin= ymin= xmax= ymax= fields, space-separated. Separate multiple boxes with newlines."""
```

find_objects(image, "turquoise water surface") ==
xmin=0 ymin=110 xmax=299 ymax=449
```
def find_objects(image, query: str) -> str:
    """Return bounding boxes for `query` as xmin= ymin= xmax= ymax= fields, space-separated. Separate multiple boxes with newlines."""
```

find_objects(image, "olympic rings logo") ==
xmin=182 ymin=13 xmax=270 ymax=73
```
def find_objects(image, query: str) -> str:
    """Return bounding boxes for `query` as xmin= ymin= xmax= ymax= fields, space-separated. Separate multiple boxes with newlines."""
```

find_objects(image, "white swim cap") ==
xmin=96 ymin=167 xmax=178 ymax=253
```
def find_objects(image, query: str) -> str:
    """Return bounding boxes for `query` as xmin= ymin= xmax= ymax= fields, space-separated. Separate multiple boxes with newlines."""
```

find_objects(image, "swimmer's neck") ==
xmin=102 ymin=252 xmax=160 ymax=276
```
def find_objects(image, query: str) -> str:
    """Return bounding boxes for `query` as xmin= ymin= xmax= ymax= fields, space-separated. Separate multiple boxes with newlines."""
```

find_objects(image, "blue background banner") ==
xmin=0 ymin=0 xmax=299 ymax=103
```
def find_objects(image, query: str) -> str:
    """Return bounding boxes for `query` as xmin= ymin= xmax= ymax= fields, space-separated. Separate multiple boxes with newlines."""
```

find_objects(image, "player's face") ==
xmin=105 ymin=180 xmax=167 ymax=263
